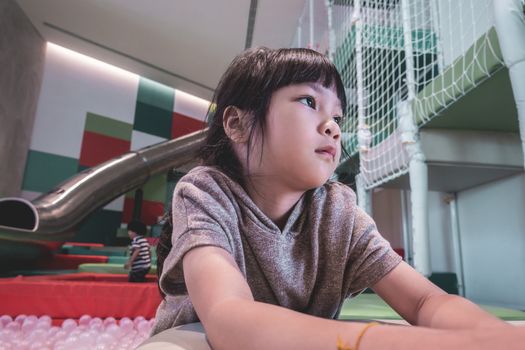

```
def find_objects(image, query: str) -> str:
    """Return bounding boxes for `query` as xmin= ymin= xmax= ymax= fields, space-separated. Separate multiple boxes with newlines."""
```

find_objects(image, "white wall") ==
xmin=427 ymin=191 xmax=454 ymax=272
xmin=458 ymin=173 xmax=525 ymax=309
xmin=404 ymin=189 xmax=455 ymax=273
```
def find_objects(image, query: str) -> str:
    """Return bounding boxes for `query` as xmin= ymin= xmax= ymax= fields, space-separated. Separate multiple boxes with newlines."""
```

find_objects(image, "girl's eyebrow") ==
xmin=303 ymin=82 xmax=323 ymax=93
xmin=302 ymin=83 xmax=342 ymax=111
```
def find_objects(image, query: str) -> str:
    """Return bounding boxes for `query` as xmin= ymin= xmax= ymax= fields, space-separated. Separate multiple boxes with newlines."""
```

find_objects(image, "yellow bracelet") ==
xmin=336 ymin=335 xmax=352 ymax=350
xmin=354 ymin=322 xmax=380 ymax=350
xmin=336 ymin=322 xmax=380 ymax=350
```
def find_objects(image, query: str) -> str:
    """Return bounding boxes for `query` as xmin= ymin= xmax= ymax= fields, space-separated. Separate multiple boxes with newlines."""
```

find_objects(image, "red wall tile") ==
xmin=171 ymin=112 xmax=206 ymax=139
xmin=79 ymin=131 xmax=130 ymax=168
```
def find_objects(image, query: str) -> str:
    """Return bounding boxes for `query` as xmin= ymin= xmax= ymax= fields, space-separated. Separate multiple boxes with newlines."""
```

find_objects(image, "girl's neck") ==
xmin=243 ymin=176 xmax=305 ymax=230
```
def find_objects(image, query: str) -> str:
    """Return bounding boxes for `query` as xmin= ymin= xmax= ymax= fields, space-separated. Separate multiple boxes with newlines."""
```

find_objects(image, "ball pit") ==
xmin=0 ymin=314 xmax=154 ymax=350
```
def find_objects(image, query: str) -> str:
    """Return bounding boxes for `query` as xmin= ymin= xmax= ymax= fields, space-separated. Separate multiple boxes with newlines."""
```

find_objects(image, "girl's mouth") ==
xmin=315 ymin=146 xmax=336 ymax=160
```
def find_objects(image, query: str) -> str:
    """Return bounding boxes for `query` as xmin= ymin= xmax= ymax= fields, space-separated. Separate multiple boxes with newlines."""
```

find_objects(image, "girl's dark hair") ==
xmin=157 ymin=47 xmax=346 ymax=297
xmin=200 ymin=47 xmax=347 ymax=183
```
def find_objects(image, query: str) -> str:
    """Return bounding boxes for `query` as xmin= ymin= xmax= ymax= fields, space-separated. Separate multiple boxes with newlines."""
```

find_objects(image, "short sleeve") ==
xmin=159 ymin=175 xmax=235 ymax=297
xmin=345 ymin=205 xmax=402 ymax=296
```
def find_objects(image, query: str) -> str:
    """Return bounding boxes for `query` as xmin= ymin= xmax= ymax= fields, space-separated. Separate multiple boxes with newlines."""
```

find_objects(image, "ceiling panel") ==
xmin=16 ymin=0 xmax=305 ymax=100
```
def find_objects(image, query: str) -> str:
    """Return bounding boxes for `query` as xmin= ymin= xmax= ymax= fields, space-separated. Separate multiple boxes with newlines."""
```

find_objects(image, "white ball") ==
xmin=137 ymin=319 xmax=150 ymax=333
xmin=89 ymin=317 xmax=103 ymax=327
xmin=0 ymin=315 xmax=13 ymax=326
xmin=38 ymin=315 xmax=52 ymax=326
xmin=53 ymin=329 xmax=68 ymax=341
xmin=79 ymin=314 xmax=92 ymax=326
xmin=14 ymin=314 xmax=27 ymax=324
xmin=133 ymin=316 xmax=145 ymax=326
xmin=5 ymin=321 xmax=20 ymax=333
xmin=28 ymin=340 xmax=48 ymax=350
xmin=103 ymin=316 xmax=116 ymax=327
xmin=26 ymin=315 xmax=38 ymax=323
xmin=28 ymin=328 xmax=47 ymax=342
xmin=61 ymin=318 xmax=77 ymax=333
xmin=96 ymin=332 xmax=114 ymax=346
xmin=119 ymin=318 xmax=134 ymax=333
xmin=78 ymin=330 xmax=95 ymax=345
xmin=105 ymin=323 xmax=122 ymax=339
xmin=21 ymin=318 xmax=36 ymax=333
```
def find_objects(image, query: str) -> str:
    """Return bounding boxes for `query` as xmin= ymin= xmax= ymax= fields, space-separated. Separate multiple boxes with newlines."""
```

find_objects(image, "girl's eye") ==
xmin=298 ymin=96 xmax=316 ymax=109
xmin=333 ymin=116 xmax=343 ymax=125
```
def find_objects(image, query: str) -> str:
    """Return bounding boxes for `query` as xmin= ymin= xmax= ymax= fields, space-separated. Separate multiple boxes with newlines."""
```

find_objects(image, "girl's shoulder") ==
xmin=173 ymin=165 xmax=247 ymax=203
xmin=316 ymin=180 xmax=357 ymax=202
xmin=306 ymin=181 xmax=358 ymax=215
xmin=177 ymin=165 xmax=235 ymax=189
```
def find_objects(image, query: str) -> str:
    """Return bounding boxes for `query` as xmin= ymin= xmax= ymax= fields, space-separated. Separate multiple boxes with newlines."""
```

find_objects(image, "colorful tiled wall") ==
xmin=21 ymin=43 xmax=209 ymax=243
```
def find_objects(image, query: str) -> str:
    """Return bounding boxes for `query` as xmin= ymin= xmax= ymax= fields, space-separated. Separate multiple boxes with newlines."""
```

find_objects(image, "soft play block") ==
xmin=0 ymin=273 xmax=161 ymax=319
xmin=78 ymin=263 xmax=157 ymax=275
xmin=39 ymin=254 xmax=109 ymax=270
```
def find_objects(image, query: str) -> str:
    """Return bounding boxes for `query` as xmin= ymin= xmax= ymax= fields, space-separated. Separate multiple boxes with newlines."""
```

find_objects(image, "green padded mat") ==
xmin=78 ymin=263 xmax=157 ymax=275
xmin=2 ymin=269 xmax=78 ymax=277
xmin=339 ymin=293 xmax=525 ymax=321
xmin=60 ymin=246 xmax=129 ymax=256
xmin=107 ymin=256 xmax=157 ymax=264
xmin=413 ymin=27 xmax=504 ymax=126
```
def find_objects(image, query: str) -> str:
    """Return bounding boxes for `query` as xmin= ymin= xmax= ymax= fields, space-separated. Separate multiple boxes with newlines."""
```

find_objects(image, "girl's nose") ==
xmin=321 ymin=120 xmax=341 ymax=140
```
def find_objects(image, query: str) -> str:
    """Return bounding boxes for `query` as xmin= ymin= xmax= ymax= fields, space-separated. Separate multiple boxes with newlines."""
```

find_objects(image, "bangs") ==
xmin=267 ymin=48 xmax=347 ymax=111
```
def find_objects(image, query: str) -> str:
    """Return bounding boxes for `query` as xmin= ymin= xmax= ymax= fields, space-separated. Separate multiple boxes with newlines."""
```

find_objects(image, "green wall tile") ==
xmin=136 ymin=78 xmax=174 ymax=110
xmin=78 ymin=164 xmax=90 ymax=172
xmin=134 ymin=78 xmax=174 ymax=139
xmin=125 ymin=173 xmax=167 ymax=203
xmin=22 ymin=150 xmax=79 ymax=193
xmin=74 ymin=208 xmax=123 ymax=244
xmin=133 ymin=102 xmax=172 ymax=139
xmin=85 ymin=112 xmax=132 ymax=141
xmin=142 ymin=173 xmax=167 ymax=203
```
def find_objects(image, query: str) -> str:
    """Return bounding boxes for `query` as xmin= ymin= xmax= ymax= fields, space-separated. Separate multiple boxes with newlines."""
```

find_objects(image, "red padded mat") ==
xmin=39 ymin=254 xmax=109 ymax=270
xmin=0 ymin=273 xmax=161 ymax=319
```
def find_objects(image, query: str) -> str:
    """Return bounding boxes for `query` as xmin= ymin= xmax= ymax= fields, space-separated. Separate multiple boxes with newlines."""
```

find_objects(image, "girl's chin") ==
xmin=301 ymin=175 xmax=334 ymax=190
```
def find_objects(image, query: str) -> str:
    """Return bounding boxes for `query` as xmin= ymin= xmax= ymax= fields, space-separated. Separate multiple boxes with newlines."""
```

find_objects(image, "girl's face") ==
xmin=247 ymin=82 xmax=343 ymax=192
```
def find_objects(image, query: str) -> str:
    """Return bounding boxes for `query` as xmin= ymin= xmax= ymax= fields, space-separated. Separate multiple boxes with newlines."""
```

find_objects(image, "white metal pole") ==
xmin=356 ymin=173 xmax=372 ymax=215
xmin=298 ymin=19 xmax=302 ymax=47
xmin=355 ymin=0 xmax=365 ymax=129
xmin=402 ymin=0 xmax=416 ymax=100
xmin=430 ymin=0 xmax=444 ymax=73
xmin=355 ymin=0 xmax=372 ymax=176
xmin=309 ymin=0 xmax=314 ymax=48
xmin=401 ymin=0 xmax=432 ymax=277
xmin=494 ymin=0 xmax=525 ymax=170
xmin=401 ymin=189 xmax=414 ymax=265
xmin=448 ymin=193 xmax=466 ymax=296
xmin=326 ymin=0 xmax=335 ymax=61
xmin=354 ymin=0 xmax=372 ymax=211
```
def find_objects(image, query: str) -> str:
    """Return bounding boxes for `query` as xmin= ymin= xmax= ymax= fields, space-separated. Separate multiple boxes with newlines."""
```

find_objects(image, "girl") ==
xmin=152 ymin=47 xmax=523 ymax=349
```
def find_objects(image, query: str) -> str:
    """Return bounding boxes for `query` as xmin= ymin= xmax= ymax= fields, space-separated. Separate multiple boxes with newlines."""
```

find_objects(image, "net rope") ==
xmin=292 ymin=0 xmax=505 ymax=189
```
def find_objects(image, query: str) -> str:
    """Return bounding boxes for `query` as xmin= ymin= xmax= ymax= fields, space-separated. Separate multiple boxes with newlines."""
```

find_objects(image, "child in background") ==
xmin=125 ymin=220 xmax=151 ymax=282
xmin=152 ymin=47 xmax=524 ymax=349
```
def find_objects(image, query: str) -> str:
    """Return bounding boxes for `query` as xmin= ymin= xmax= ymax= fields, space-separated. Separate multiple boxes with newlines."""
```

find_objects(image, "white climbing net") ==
xmin=292 ymin=0 xmax=504 ymax=189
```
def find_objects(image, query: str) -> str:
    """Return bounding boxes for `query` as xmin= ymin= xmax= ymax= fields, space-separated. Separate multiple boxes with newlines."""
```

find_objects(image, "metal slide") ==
xmin=0 ymin=129 xmax=206 ymax=265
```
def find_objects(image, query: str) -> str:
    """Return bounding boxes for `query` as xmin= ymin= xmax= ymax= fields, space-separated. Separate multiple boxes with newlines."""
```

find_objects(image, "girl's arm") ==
xmin=182 ymin=246 xmax=524 ymax=350
xmin=372 ymin=261 xmax=508 ymax=329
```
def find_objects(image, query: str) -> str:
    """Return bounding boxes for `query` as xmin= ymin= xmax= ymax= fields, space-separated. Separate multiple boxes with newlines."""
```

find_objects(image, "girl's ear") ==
xmin=223 ymin=106 xmax=249 ymax=143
